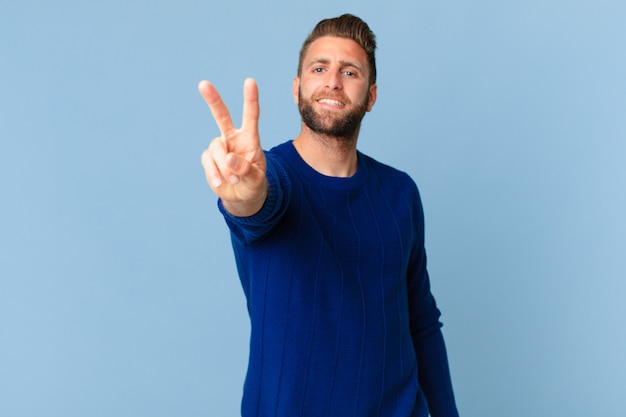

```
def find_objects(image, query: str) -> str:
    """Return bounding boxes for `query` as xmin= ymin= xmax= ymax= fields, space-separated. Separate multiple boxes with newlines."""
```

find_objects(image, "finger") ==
xmin=225 ymin=152 xmax=250 ymax=182
xmin=241 ymin=78 xmax=260 ymax=135
xmin=201 ymin=147 xmax=223 ymax=189
xmin=198 ymin=80 xmax=236 ymax=139
xmin=207 ymin=137 xmax=235 ymax=183
xmin=229 ymin=154 xmax=266 ymax=190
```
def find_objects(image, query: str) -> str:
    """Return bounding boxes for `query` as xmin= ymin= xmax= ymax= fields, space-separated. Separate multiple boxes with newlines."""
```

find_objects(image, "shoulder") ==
xmin=360 ymin=152 xmax=425 ymax=220
xmin=264 ymin=140 xmax=302 ymax=178
xmin=359 ymin=151 xmax=419 ymax=192
xmin=262 ymin=141 xmax=296 ymax=189
xmin=266 ymin=140 xmax=295 ymax=161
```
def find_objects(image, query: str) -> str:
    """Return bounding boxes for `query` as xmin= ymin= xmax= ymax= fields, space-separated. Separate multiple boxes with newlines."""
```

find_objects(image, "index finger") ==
xmin=198 ymin=80 xmax=236 ymax=138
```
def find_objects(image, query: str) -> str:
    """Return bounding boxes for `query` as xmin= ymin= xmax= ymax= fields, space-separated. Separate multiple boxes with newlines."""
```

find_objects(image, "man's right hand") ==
xmin=199 ymin=78 xmax=268 ymax=217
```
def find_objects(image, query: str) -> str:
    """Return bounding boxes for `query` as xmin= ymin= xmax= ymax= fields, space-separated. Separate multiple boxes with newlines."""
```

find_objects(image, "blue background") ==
xmin=2 ymin=1 xmax=625 ymax=416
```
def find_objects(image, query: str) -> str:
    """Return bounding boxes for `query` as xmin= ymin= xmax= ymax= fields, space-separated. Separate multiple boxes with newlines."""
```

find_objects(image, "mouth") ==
xmin=317 ymin=98 xmax=346 ymax=107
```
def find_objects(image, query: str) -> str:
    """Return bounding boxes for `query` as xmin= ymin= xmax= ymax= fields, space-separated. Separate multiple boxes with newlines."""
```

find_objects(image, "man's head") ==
xmin=298 ymin=14 xmax=377 ymax=86
xmin=294 ymin=15 xmax=378 ymax=141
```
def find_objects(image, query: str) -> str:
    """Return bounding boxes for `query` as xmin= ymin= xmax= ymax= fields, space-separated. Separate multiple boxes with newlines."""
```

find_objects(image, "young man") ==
xmin=199 ymin=14 xmax=459 ymax=417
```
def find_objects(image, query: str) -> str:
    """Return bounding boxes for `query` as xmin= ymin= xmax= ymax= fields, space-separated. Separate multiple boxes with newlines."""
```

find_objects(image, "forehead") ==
xmin=302 ymin=36 xmax=369 ymax=70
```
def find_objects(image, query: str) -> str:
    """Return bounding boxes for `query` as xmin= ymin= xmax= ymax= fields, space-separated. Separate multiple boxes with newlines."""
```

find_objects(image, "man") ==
xmin=199 ymin=14 xmax=459 ymax=417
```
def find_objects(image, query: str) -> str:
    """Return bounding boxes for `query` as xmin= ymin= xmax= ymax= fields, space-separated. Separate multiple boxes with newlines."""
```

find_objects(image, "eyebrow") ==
xmin=306 ymin=57 xmax=364 ymax=72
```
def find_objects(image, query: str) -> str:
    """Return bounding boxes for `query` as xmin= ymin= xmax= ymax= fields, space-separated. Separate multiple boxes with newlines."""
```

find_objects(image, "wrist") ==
xmin=222 ymin=179 xmax=268 ymax=217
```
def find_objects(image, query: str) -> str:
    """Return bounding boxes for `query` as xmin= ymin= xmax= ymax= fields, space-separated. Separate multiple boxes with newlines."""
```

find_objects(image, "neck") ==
xmin=293 ymin=125 xmax=359 ymax=177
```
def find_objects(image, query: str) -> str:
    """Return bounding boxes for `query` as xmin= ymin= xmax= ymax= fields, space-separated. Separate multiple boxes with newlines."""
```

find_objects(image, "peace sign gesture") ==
xmin=199 ymin=78 xmax=268 ymax=217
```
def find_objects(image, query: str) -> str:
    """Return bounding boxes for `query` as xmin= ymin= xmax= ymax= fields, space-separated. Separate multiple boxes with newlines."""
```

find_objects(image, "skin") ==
xmin=199 ymin=36 xmax=377 ymax=217
xmin=292 ymin=36 xmax=377 ymax=177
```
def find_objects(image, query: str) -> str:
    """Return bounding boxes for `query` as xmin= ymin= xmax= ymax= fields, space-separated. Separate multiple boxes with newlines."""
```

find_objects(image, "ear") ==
xmin=292 ymin=77 xmax=301 ymax=105
xmin=366 ymin=83 xmax=377 ymax=112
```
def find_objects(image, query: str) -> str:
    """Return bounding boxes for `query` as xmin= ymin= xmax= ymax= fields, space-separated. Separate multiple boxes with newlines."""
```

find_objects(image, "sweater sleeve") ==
xmin=406 ymin=185 xmax=459 ymax=417
xmin=218 ymin=151 xmax=291 ymax=246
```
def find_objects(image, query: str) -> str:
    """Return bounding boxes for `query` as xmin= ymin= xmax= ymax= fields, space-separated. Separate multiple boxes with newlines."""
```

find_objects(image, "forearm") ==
xmin=414 ymin=328 xmax=459 ymax=417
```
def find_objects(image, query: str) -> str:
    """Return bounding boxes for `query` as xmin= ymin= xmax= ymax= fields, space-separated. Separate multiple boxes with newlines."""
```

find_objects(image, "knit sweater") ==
xmin=219 ymin=141 xmax=458 ymax=417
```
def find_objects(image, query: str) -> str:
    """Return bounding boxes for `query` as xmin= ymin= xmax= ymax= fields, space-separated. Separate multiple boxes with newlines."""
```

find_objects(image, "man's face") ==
xmin=294 ymin=36 xmax=377 ymax=139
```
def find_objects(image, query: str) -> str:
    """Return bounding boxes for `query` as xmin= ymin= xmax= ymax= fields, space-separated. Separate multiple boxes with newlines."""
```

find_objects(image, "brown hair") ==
xmin=297 ymin=14 xmax=377 ymax=85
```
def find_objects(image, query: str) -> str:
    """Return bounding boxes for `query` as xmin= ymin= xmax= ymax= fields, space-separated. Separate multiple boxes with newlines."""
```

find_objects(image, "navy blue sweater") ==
xmin=219 ymin=141 xmax=458 ymax=417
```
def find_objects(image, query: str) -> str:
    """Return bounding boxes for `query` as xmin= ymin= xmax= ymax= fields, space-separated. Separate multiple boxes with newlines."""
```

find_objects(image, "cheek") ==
xmin=298 ymin=79 xmax=315 ymax=98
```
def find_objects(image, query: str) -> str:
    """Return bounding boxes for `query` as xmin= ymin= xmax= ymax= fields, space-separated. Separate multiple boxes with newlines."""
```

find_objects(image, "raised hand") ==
xmin=199 ymin=78 xmax=268 ymax=217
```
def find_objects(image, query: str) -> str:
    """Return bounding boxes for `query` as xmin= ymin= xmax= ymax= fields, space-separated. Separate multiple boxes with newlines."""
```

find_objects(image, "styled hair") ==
xmin=298 ymin=14 xmax=377 ymax=85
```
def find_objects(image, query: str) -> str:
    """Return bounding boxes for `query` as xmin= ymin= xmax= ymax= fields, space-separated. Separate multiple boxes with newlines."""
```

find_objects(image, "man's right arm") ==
xmin=218 ymin=151 xmax=291 ymax=245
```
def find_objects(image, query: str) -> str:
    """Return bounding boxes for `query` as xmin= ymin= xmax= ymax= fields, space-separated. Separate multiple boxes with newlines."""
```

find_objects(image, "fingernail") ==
xmin=229 ymin=155 xmax=240 ymax=170
xmin=228 ymin=175 xmax=240 ymax=184
xmin=212 ymin=177 xmax=222 ymax=188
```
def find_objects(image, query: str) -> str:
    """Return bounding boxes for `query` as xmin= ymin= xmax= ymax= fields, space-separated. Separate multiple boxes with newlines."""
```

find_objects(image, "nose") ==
xmin=325 ymin=70 xmax=343 ymax=90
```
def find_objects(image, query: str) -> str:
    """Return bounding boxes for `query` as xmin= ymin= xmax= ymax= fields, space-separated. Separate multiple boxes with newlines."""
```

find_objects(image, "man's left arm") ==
xmin=412 ymin=319 xmax=459 ymax=417
xmin=406 ymin=186 xmax=459 ymax=417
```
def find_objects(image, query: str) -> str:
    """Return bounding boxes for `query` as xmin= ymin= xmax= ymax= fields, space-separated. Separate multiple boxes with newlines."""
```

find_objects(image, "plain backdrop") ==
xmin=2 ymin=1 xmax=625 ymax=416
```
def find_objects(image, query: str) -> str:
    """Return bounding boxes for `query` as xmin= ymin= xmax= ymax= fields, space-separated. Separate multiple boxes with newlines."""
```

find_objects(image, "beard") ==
xmin=298 ymin=89 xmax=369 ymax=140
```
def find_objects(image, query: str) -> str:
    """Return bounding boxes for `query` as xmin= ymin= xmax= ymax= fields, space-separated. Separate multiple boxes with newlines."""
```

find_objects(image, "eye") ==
xmin=313 ymin=67 xmax=325 ymax=73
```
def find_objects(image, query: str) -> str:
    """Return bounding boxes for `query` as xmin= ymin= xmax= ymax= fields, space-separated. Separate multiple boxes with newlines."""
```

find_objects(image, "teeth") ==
xmin=318 ymin=98 xmax=344 ymax=106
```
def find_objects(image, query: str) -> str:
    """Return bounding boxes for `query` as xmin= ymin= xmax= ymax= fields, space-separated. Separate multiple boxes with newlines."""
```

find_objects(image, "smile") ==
xmin=317 ymin=98 xmax=345 ymax=107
